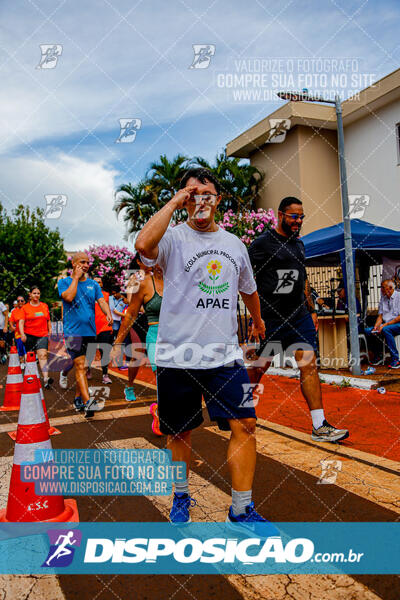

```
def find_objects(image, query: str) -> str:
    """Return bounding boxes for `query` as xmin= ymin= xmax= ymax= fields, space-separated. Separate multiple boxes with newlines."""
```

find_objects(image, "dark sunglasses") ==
xmin=282 ymin=213 xmax=306 ymax=221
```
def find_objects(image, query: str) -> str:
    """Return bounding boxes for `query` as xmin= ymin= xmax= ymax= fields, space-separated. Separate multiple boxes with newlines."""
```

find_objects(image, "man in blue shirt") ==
xmin=58 ymin=252 xmax=112 ymax=416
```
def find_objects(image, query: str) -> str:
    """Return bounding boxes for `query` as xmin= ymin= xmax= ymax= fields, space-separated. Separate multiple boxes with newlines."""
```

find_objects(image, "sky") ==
xmin=0 ymin=0 xmax=399 ymax=250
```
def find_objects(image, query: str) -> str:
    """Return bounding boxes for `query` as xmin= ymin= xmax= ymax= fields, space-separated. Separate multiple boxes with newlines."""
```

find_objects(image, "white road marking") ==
xmin=0 ymin=404 xmax=154 ymax=434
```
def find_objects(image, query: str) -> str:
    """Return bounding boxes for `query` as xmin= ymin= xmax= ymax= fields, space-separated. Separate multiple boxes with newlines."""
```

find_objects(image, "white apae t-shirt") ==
xmin=140 ymin=223 xmax=257 ymax=369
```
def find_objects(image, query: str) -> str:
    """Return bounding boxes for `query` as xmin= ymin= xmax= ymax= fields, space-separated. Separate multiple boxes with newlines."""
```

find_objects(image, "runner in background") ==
xmin=109 ymin=289 xmax=127 ymax=341
xmin=58 ymin=252 xmax=113 ymax=417
xmin=19 ymin=286 xmax=52 ymax=388
xmin=9 ymin=295 xmax=26 ymax=369
xmin=0 ymin=299 xmax=9 ymax=364
xmin=87 ymin=277 xmax=113 ymax=384
xmin=110 ymin=260 xmax=163 ymax=436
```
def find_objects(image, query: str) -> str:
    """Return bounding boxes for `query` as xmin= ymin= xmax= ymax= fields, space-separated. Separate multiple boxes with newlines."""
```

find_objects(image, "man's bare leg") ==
xmin=128 ymin=348 xmax=145 ymax=386
xmin=167 ymin=430 xmax=192 ymax=479
xmin=167 ymin=429 xmax=193 ymax=521
xmin=294 ymin=349 xmax=323 ymax=410
xmin=247 ymin=357 xmax=272 ymax=386
xmin=37 ymin=348 xmax=50 ymax=383
xmin=227 ymin=418 xmax=257 ymax=491
xmin=74 ymin=355 xmax=90 ymax=404
xmin=294 ymin=349 xmax=348 ymax=439
xmin=249 ymin=350 xmax=323 ymax=414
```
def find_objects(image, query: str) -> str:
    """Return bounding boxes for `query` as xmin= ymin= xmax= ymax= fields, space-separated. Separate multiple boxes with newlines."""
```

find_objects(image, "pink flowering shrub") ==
xmin=67 ymin=245 xmax=136 ymax=289
xmin=217 ymin=208 xmax=277 ymax=246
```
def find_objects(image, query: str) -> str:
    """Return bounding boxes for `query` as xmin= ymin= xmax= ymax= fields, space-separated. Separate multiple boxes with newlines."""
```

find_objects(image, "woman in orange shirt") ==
xmin=19 ymin=285 xmax=53 ymax=388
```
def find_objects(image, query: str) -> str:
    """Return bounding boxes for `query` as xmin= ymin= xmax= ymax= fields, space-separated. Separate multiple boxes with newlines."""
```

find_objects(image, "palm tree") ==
xmin=114 ymin=153 xmax=264 ymax=237
xmin=114 ymin=182 xmax=156 ymax=239
xmin=146 ymin=154 xmax=189 ymax=202
xmin=193 ymin=152 xmax=264 ymax=213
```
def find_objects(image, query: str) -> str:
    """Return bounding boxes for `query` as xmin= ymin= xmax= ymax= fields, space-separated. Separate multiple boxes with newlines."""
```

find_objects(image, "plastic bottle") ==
xmin=362 ymin=367 xmax=376 ymax=376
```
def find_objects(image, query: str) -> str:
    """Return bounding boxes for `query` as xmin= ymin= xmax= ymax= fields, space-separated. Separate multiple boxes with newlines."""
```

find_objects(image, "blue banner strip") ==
xmin=0 ymin=522 xmax=398 ymax=574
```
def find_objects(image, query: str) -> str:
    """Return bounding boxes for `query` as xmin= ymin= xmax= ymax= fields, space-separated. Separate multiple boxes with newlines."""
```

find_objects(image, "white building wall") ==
xmin=344 ymin=100 xmax=400 ymax=230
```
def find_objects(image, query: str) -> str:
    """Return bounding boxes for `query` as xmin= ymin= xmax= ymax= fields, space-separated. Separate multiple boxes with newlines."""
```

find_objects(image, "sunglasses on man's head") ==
xmin=282 ymin=212 xmax=306 ymax=221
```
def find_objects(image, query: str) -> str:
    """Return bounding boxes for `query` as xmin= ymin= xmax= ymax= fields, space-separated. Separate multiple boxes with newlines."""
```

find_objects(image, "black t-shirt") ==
xmin=248 ymin=229 xmax=308 ymax=322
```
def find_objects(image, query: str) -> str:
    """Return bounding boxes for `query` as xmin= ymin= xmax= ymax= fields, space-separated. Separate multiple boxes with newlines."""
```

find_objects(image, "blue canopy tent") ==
xmin=302 ymin=219 xmax=400 ymax=317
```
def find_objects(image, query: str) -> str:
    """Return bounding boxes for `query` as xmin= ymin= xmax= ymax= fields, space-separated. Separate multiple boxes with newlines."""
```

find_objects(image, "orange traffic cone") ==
xmin=0 ymin=374 xmax=78 ymax=522
xmin=0 ymin=346 xmax=23 ymax=411
xmin=9 ymin=351 xmax=61 ymax=437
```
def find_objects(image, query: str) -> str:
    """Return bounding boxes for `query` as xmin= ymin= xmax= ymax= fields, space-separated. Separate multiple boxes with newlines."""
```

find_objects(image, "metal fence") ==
xmin=306 ymin=265 xmax=382 ymax=312
xmin=306 ymin=266 xmax=342 ymax=302
xmin=367 ymin=264 xmax=383 ymax=311
xmin=237 ymin=264 xmax=383 ymax=343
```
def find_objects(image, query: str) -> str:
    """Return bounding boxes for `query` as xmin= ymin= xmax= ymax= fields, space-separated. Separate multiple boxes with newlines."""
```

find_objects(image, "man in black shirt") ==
xmin=248 ymin=197 xmax=349 ymax=443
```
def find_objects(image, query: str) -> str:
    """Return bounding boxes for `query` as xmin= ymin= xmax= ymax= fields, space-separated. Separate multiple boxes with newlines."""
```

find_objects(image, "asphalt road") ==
xmin=0 ymin=361 xmax=398 ymax=600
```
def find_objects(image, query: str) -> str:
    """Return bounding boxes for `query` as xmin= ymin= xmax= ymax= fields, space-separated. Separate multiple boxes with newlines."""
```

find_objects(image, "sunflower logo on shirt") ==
xmin=198 ymin=260 xmax=230 ymax=295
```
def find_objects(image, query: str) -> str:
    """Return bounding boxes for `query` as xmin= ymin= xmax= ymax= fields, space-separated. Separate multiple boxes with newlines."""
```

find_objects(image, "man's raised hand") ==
xmin=73 ymin=265 xmax=84 ymax=280
xmin=170 ymin=186 xmax=198 ymax=210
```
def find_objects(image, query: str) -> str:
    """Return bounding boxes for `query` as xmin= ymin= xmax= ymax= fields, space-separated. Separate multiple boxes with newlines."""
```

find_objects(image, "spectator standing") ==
xmin=109 ymin=289 xmax=127 ymax=341
xmin=19 ymin=286 xmax=52 ymax=388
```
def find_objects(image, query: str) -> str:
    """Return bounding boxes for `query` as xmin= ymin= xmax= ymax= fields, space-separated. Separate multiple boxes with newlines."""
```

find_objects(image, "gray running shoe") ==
xmin=311 ymin=420 xmax=349 ymax=442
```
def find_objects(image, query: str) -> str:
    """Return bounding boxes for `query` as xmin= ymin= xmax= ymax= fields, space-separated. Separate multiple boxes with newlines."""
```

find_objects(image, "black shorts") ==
xmin=156 ymin=364 xmax=257 ymax=435
xmin=132 ymin=312 xmax=148 ymax=345
xmin=257 ymin=312 xmax=317 ymax=358
xmin=25 ymin=334 xmax=49 ymax=352
xmin=64 ymin=335 xmax=96 ymax=361
xmin=96 ymin=330 xmax=113 ymax=346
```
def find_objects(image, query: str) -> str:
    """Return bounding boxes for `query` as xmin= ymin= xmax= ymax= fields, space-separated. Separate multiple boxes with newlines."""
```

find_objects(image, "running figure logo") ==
xmin=348 ymin=195 xmax=370 ymax=219
xmin=240 ymin=383 xmax=264 ymax=408
xmin=116 ymin=118 xmax=142 ymax=143
xmin=36 ymin=45 xmax=63 ymax=69
xmin=42 ymin=529 xmax=82 ymax=567
xmin=189 ymin=45 xmax=216 ymax=69
xmin=86 ymin=386 xmax=110 ymax=411
xmin=44 ymin=195 xmax=67 ymax=219
xmin=317 ymin=459 xmax=342 ymax=485
xmin=273 ymin=269 xmax=299 ymax=294
xmin=266 ymin=119 xmax=291 ymax=143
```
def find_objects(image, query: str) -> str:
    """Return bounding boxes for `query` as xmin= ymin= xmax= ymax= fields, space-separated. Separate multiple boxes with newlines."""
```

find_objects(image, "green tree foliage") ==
xmin=193 ymin=153 xmax=264 ymax=214
xmin=114 ymin=153 xmax=264 ymax=237
xmin=0 ymin=204 xmax=65 ymax=304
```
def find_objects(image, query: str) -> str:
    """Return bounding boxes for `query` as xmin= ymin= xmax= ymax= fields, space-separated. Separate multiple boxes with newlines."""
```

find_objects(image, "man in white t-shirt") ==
xmin=135 ymin=168 xmax=268 ymax=528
